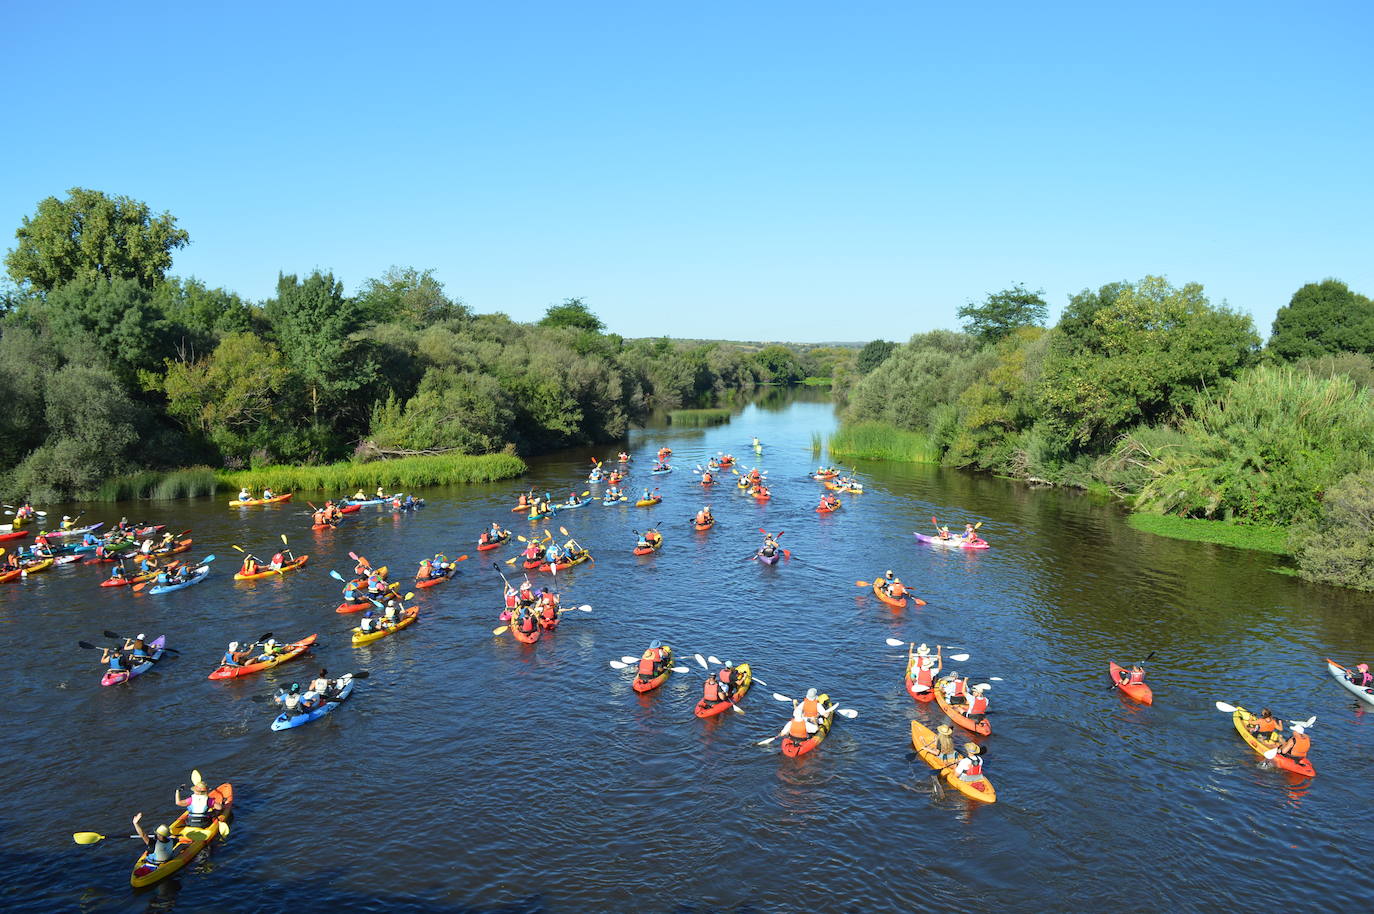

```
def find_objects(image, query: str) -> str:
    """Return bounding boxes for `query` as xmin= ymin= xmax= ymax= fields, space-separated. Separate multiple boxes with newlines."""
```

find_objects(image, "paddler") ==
xmin=132 ymin=813 xmax=177 ymax=866
xmin=1117 ymin=664 xmax=1146 ymax=687
xmin=1276 ymin=723 xmax=1312 ymax=765
xmin=124 ymin=634 xmax=151 ymax=663
xmin=819 ymin=493 xmax=840 ymax=510
xmin=934 ymin=724 xmax=958 ymax=762
xmin=517 ymin=579 xmax=536 ymax=607
xmin=936 ymin=524 xmax=953 ymax=540
xmin=417 ymin=557 xmax=434 ymax=580
xmin=376 ymin=485 xmax=386 ymax=498
xmin=941 ymin=672 xmax=965 ymax=702
xmin=954 ymin=743 xmax=986 ymax=783
xmin=1347 ymin=663 xmax=1373 ymax=687
xmin=60 ymin=514 xmax=75 ymax=530
xmin=759 ymin=534 xmax=778 ymax=559
xmin=963 ymin=682 xmax=991 ymax=720
xmin=522 ymin=539 xmax=544 ymax=564
xmin=641 ymin=488 xmax=654 ymax=503
xmin=100 ymin=644 xmax=128 ymax=673
xmin=240 ymin=554 xmax=260 ymax=576
xmin=701 ymin=470 xmax=714 ymax=485
xmin=961 ymin=523 xmax=980 ymax=544
xmin=638 ymin=640 xmax=669 ymax=678
xmin=351 ymin=489 xmax=367 ymax=501
xmin=108 ymin=563 xmax=128 ymax=583
xmin=779 ymin=706 xmax=816 ymax=741
xmin=907 ymin=643 xmax=940 ymax=695
xmin=237 ymin=487 xmax=252 ymax=502
xmin=262 ymin=487 xmax=275 ymax=500
xmin=359 ymin=611 xmax=379 ymax=634
xmin=702 ymin=673 xmax=728 ymax=706
xmin=708 ymin=661 xmax=736 ymax=703
xmin=1245 ymin=708 xmax=1283 ymax=741
xmin=516 ymin=606 xmax=539 ymax=638
xmin=489 ymin=521 xmax=506 ymax=540
xmin=175 ymin=775 xmax=223 ymax=828
xmin=538 ymin=589 xmax=560 ymax=625
xmin=695 ymin=505 xmax=713 ymax=526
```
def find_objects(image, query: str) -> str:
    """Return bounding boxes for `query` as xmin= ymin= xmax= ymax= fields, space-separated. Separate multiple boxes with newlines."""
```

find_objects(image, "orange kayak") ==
xmin=872 ymin=579 xmax=907 ymax=609
xmin=935 ymin=677 xmax=992 ymax=735
xmin=1109 ymin=661 xmax=1153 ymax=704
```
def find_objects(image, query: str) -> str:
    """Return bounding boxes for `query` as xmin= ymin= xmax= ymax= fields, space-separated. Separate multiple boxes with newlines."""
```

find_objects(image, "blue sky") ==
xmin=3 ymin=2 xmax=1371 ymax=342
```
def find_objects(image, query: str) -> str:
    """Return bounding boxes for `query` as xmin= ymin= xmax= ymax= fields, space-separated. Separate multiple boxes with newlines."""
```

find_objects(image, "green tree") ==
xmin=1037 ymin=276 xmax=1259 ymax=449
xmin=356 ymin=266 xmax=468 ymax=325
xmin=1268 ymin=279 xmax=1374 ymax=360
xmin=265 ymin=271 xmax=377 ymax=426
xmin=5 ymin=188 xmax=189 ymax=290
xmin=151 ymin=277 xmax=252 ymax=341
xmin=367 ymin=368 xmax=514 ymax=454
xmin=855 ymin=339 xmax=896 ymax=374
xmin=41 ymin=278 xmax=175 ymax=381
xmin=958 ymin=284 xmax=1049 ymax=343
xmin=753 ymin=344 xmax=804 ymax=384
xmin=538 ymin=297 xmax=604 ymax=333
xmin=1292 ymin=469 xmax=1374 ymax=591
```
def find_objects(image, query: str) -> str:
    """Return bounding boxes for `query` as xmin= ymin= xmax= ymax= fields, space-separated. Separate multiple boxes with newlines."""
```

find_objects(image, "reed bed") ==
xmin=91 ymin=467 xmax=222 ymax=502
xmin=219 ymin=453 xmax=526 ymax=493
xmin=667 ymin=408 xmax=732 ymax=427
xmin=829 ymin=422 xmax=940 ymax=463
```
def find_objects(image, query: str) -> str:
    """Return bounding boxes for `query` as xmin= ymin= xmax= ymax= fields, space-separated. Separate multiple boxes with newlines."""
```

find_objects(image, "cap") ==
xmin=650 ymin=639 xmax=662 ymax=649
xmin=136 ymin=633 xmax=145 ymax=641
xmin=806 ymin=688 xmax=817 ymax=700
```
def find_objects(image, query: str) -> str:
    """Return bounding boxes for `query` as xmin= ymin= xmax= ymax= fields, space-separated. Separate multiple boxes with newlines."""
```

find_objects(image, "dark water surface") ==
xmin=4 ymin=388 xmax=1373 ymax=912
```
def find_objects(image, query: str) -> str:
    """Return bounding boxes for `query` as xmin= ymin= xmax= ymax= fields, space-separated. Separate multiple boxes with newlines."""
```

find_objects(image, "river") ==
xmin=4 ymin=386 xmax=1372 ymax=912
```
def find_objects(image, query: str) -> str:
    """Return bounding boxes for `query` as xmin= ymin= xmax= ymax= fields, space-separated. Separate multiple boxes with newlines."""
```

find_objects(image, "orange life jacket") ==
xmin=519 ymin=615 xmax=536 ymax=633
xmin=540 ymin=603 xmax=557 ymax=622
xmin=949 ymin=680 xmax=965 ymax=698
xmin=704 ymin=679 xmax=721 ymax=702
xmin=242 ymin=559 xmax=256 ymax=574
xmin=916 ymin=665 xmax=934 ymax=687
xmin=801 ymin=698 xmax=820 ymax=717
xmin=1254 ymin=717 xmax=1280 ymax=734
xmin=788 ymin=718 xmax=810 ymax=738
xmin=717 ymin=668 xmax=733 ymax=685
xmin=637 ymin=656 xmax=656 ymax=676
xmin=968 ymin=693 xmax=989 ymax=714
xmin=1284 ymin=733 xmax=1310 ymax=758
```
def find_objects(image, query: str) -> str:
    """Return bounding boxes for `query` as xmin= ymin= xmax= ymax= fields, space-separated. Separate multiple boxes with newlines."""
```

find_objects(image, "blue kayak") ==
xmin=651 ymin=466 xmax=672 ymax=475
xmin=601 ymin=496 xmax=628 ymax=506
xmin=559 ymin=497 xmax=591 ymax=510
xmin=147 ymin=565 xmax=210 ymax=595
xmin=343 ymin=494 xmax=402 ymax=507
xmin=271 ymin=675 xmax=355 ymax=730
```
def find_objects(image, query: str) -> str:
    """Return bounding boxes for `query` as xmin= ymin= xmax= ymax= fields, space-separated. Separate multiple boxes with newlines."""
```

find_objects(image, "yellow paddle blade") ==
xmin=492 ymin=625 xmax=508 ymax=635
xmin=191 ymin=769 xmax=203 ymax=787
xmin=281 ymin=534 xmax=289 ymax=545
xmin=504 ymin=557 xmax=518 ymax=565
xmin=73 ymin=831 xmax=105 ymax=844
xmin=855 ymin=580 xmax=870 ymax=587
xmin=217 ymin=820 xmax=230 ymax=839
xmin=559 ymin=527 xmax=569 ymax=536
xmin=232 ymin=544 xmax=245 ymax=552
xmin=516 ymin=535 xmax=529 ymax=543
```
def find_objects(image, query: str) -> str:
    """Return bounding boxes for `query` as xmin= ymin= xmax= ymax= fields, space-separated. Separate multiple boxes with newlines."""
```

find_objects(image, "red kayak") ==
xmin=0 ymin=530 xmax=30 ymax=542
xmin=510 ymin=620 xmax=540 ymax=644
xmin=478 ymin=532 xmax=511 ymax=551
xmin=1109 ymin=661 xmax=1153 ymax=705
xmin=414 ymin=569 xmax=453 ymax=589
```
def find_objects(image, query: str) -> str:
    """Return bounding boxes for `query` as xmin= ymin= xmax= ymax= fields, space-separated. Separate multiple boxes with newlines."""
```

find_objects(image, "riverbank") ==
xmin=1126 ymin=514 xmax=1291 ymax=555
xmin=828 ymin=422 xmax=939 ymax=463
xmin=88 ymin=453 xmax=527 ymax=502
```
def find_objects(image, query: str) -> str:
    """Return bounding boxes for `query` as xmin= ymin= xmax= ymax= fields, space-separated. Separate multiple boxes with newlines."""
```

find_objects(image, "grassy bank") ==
xmin=829 ymin=422 xmax=940 ymax=463
xmin=667 ymin=408 xmax=732 ymax=426
xmin=1127 ymin=514 xmax=1291 ymax=555
xmin=802 ymin=376 xmax=833 ymax=386
xmin=93 ymin=467 xmax=223 ymax=501
xmin=220 ymin=453 xmax=527 ymax=493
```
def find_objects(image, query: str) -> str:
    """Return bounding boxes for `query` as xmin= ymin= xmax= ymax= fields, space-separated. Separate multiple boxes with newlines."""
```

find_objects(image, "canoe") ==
xmin=130 ymin=783 xmax=232 ymax=887
xmin=271 ymin=675 xmax=355 ymax=730
xmin=914 ymin=532 xmax=989 ymax=550
xmin=873 ymin=580 xmax=907 ymax=609
xmin=1326 ymin=659 xmax=1374 ymax=707
xmin=1109 ymin=661 xmax=1153 ymax=704
xmin=101 ymin=636 xmax=167 ymax=687
xmin=233 ymin=554 xmax=308 ymax=580
xmin=815 ymin=501 xmax=841 ymax=513
xmin=147 ymin=564 xmax=210 ymax=594
xmin=1232 ymin=706 xmax=1315 ymax=777
xmin=208 ymin=634 xmax=318 ymax=679
xmin=781 ymin=695 xmax=834 ymax=758
xmin=351 ymin=608 xmax=418 ymax=646
xmin=934 ymin=678 xmax=992 ymax=735
xmin=44 ymin=522 xmax=105 ymax=539
xmin=910 ymin=720 xmax=996 ymax=803
xmin=635 ymin=496 xmax=662 ymax=507
xmin=539 ymin=551 xmax=592 ymax=573
xmin=477 ymin=532 xmax=511 ymax=551
xmin=414 ymin=568 xmax=454 ymax=589
xmin=632 ymin=647 xmax=674 ymax=693
xmin=755 ymin=551 xmax=780 ymax=565
xmin=694 ymin=518 xmax=715 ymax=531
xmin=632 ymin=538 xmax=663 ymax=556
xmin=694 ymin=663 xmax=752 ymax=718
xmin=229 ymin=493 xmax=293 ymax=507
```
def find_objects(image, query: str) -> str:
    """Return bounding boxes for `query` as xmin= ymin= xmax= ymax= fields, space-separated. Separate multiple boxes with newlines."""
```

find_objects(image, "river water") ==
xmin=3 ymin=387 xmax=1372 ymax=912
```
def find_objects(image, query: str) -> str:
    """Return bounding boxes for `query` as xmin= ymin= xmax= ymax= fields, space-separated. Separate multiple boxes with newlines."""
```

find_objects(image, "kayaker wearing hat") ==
xmin=124 ymin=634 xmax=151 ymax=663
xmin=907 ymin=643 xmax=941 ymax=695
xmin=963 ymin=682 xmax=991 ymax=720
xmin=175 ymin=774 xmax=223 ymax=827
xmin=132 ymin=813 xmax=176 ymax=865
xmin=934 ymin=724 xmax=957 ymax=762
xmin=878 ymin=570 xmax=906 ymax=599
xmin=695 ymin=505 xmax=713 ymax=526
xmin=702 ymin=661 xmax=734 ymax=706
xmin=220 ymin=641 xmax=247 ymax=668
xmin=1276 ymin=723 xmax=1312 ymax=764
xmin=941 ymin=671 xmax=965 ymax=702
xmin=638 ymin=640 xmax=669 ymax=678
xmin=1347 ymin=663 xmax=1372 ymax=688
xmin=60 ymin=514 xmax=75 ymax=530
xmin=954 ymin=743 xmax=986 ymax=783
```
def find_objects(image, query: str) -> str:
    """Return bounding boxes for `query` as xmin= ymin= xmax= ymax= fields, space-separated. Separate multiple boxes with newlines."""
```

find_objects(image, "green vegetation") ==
xmin=1126 ymin=514 xmax=1291 ymax=555
xmin=829 ymin=421 xmax=940 ymax=463
xmin=1268 ymin=279 xmax=1374 ymax=361
xmin=1290 ymin=470 xmax=1374 ymax=591
xmin=667 ymin=408 xmax=731 ymax=426
xmin=802 ymin=376 xmax=833 ymax=386
xmin=220 ymin=453 xmax=527 ymax=494
xmin=810 ymin=432 xmax=822 ymax=456
xmin=958 ymin=283 xmax=1048 ymax=343
xmin=95 ymin=468 xmax=222 ymax=502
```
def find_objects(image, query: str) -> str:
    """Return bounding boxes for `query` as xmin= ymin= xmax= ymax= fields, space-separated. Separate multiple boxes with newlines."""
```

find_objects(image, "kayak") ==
xmin=934 ymin=678 xmax=992 ymax=735
xmin=700 ymin=479 xmax=715 ymax=487
xmin=101 ymin=636 xmax=167 ymax=686
xmin=694 ymin=663 xmax=752 ymax=718
xmin=352 ymin=608 xmax=418 ymax=645
xmin=1108 ymin=661 xmax=1153 ymax=704
xmin=151 ymin=538 xmax=193 ymax=557
xmin=816 ymin=501 xmax=841 ymax=513
xmin=873 ymin=580 xmax=908 ymax=609
xmin=812 ymin=471 xmax=838 ymax=480
xmin=511 ymin=502 xmax=533 ymax=513
xmin=44 ymin=522 xmax=105 ymax=539
xmin=271 ymin=675 xmax=355 ymax=730
xmin=602 ymin=496 xmax=628 ymax=506
xmin=0 ymin=558 xmax=55 ymax=582
xmin=752 ymin=488 xmax=771 ymax=501
xmin=338 ymin=504 xmax=360 ymax=514
xmin=539 ymin=551 xmax=592 ymax=572
xmin=633 ymin=646 xmax=674 ymax=693
xmin=346 ymin=494 xmax=401 ymax=507
xmin=477 ymin=532 xmax=512 ymax=551
xmin=233 ymin=554 xmax=308 ymax=580
xmin=510 ymin=617 xmax=541 ymax=644
xmin=0 ymin=530 xmax=29 ymax=542
xmin=558 ymin=497 xmax=591 ymax=509
xmin=1326 ymin=659 xmax=1374 ymax=707
xmin=101 ymin=567 xmax=161 ymax=588
xmin=651 ymin=466 xmax=672 ymax=475
xmin=414 ymin=567 xmax=454 ymax=589
xmin=905 ymin=669 xmax=938 ymax=703
xmin=910 ymin=720 xmax=996 ymax=804
xmin=390 ymin=498 xmax=425 ymax=511
xmin=229 ymin=493 xmax=293 ymax=507
xmin=528 ymin=507 xmax=555 ymax=520
xmin=521 ymin=557 xmax=545 ymax=570
xmin=694 ymin=518 xmax=715 ymax=531
xmin=311 ymin=520 xmax=342 ymax=530
xmin=755 ymin=551 xmax=780 ymax=565
xmin=781 ymin=696 xmax=834 ymax=758
xmin=914 ymin=532 xmax=989 ymax=550
xmin=1232 ymin=706 xmax=1315 ymax=777
xmin=147 ymin=565 xmax=210 ymax=594
xmin=736 ymin=478 xmax=750 ymax=490
xmin=632 ymin=537 xmax=663 ymax=556
xmin=208 ymin=634 xmax=318 ymax=679
xmin=635 ymin=496 xmax=662 ymax=507
xmin=130 ymin=783 xmax=232 ymax=887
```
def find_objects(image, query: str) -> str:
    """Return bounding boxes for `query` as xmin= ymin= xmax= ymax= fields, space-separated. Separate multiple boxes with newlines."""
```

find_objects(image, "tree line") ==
xmin=0 ymin=188 xmax=843 ymax=502
xmin=838 ymin=277 xmax=1374 ymax=591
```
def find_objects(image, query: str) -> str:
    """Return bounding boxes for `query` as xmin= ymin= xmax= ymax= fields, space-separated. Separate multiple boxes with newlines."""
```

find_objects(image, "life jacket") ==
xmin=968 ymin=693 xmax=989 ymax=715
xmin=419 ymin=561 xmax=431 ymax=576
xmin=242 ymin=559 xmax=256 ymax=575
xmin=186 ymin=792 xmax=211 ymax=825
xmin=788 ymin=718 xmax=811 ymax=738
xmin=915 ymin=664 xmax=934 ymax=687
xmin=519 ymin=614 xmax=537 ymax=633
xmin=1285 ymin=733 xmax=1311 ymax=758
xmin=704 ymin=679 xmax=721 ymax=702
xmin=540 ymin=603 xmax=557 ymax=622
xmin=272 ymin=553 xmax=284 ymax=566
xmin=718 ymin=668 xmax=733 ymax=685
xmin=1128 ymin=669 xmax=1145 ymax=684
xmin=504 ymin=591 xmax=517 ymax=609
xmin=962 ymin=757 xmax=984 ymax=778
xmin=1254 ymin=717 xmax=1280 ymax=734
xmin=1355 ymin=671 xmax=1373 ymax=686
xmin=801 ymin=698 xmax=820 ymax=717
xmin=890 ymin=582 xmax=905 ymax=596
xmin=523 ymin=545 xmax=540 ymax=559
xmin=949 ymin=680 xmax=966 ymax=698
xmin=637 ymin=656 xmax=656 ymax=676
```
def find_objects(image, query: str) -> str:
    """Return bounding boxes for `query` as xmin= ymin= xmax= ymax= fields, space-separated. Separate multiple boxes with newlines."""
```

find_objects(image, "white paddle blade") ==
xmin=772 ymin=693 xmax=793 ymax=703
xmin=752 ymin=678 xmax=768 ymax=688
xmin=577 ymin=604 xmax=592 ymax=612
xmin=730 ymin=704 xmax=745 ymax=715
xmin=885 ymin=638 xmax=905 ymax=647
xmin=989 ymin=677 xmax=1003 ymax=682
xmin=671 ymin=666 xmax=690 ymax=673
xmin=949 ymin=653 xmax=970 ymax=662
xmin=708 ymin=656 xmax=722 ymax=665
xmin=609 ymin=660 xmax=628 ymax=669
xmin=1215 ymin=701 xmax=1238 ymax=713
xmin=837 ymin=708 xmax=859 ymax=718
xmin=620 ymin=656 xmax=639 ymax=664
xmin=1263 ymin=748 xmax=1279 ymax=760
xmin=695 ymin=653 xmax=708 ymax=669
xmin=755 ymin=736 xmax=778 ymax=746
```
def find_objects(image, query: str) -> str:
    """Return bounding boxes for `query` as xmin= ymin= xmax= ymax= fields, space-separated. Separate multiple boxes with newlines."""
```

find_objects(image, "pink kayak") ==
xmin=914 ymin=533 xmax=989 ymax=550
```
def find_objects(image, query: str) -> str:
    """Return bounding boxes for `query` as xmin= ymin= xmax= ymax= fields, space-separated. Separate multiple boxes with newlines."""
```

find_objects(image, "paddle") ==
xmin=769 ymin=692 xmax=860 ymax=719
xmin=99 ymin=630 xmax=180 ymax=655
xmin=72 ymin=830 xmax=140 ymax=845
xmin=855 ymin=580 xmax=927 ymax=606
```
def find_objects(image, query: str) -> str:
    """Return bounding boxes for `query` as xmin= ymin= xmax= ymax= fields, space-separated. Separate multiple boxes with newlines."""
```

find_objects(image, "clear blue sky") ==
xmin=4 ymin=2 xmax=1371 ymax=342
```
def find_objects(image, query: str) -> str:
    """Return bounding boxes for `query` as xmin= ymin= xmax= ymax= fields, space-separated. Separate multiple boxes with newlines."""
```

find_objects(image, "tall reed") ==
xmin=667 ymin=408 xmax=732 ymax=427
xmin=829 ymin=422 xmax=940 ymax=463
xmin=220 ymin=453 xmax=527 ymax=493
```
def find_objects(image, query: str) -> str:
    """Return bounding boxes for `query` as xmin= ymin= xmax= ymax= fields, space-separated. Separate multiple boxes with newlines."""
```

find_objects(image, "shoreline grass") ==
xmin=92 ymin=467 xmax=222 ymax=501
xmin=829 ymin=421 xmax=939 ymax=463
xmin=668 ymin=408 xmax=731 ymax=427
xmin=1127 ymin=513 xmax=1291 ymax=555
xmin=220 ymin=453 xmax=526 ymax=493
xmin=802 ymin=376 xmax=833 ymax=386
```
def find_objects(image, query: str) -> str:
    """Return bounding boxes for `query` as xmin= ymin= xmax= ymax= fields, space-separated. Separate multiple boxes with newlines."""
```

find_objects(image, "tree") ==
xmin=1036 ymin=276 xmax=1259 ymax=449
xmin=265 ymin=271 xmax=377 ymax=425
xmin=356 ymin=266 xmax=468 ymax=325
xmin=5 ymin=188 xmax=189 ymax=290
xmin=151 ymin=277 xmax=252 ymax=340
xmin=1269 ymin=279 xmax=1374 ymax=360
xmin=41 ymin=278 xmax=175 ymax=381
xmin=958 ymin=284 xmax=1049 ymax=343
xmin=753 ymin=345 xmax=804 ymax=384
xmin=538 ymin=297 xmax=604 ymax=333
xmin=1293 ymin=469 xmax=1374 ymax=591
xmin=367 ymin=368 xmax=514 ymax=454
xmin=855 ymin=339 xmax=896 ymax=374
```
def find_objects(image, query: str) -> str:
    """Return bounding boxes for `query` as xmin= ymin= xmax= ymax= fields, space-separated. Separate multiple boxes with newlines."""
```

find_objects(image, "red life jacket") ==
xmin=964 ymin=757 xmax=983 ymax=777
xmin=950 ymin=680 xmax=966 ymax=698
xmin=1128 ymin=669 xmax=1145 ymax=684
xmin=504 ymin=592 xmax=517 ymax=609
xmin=519 ymin=615 xmax=536 ymax=633
xmin=540 ymin=603 xmax=557 ymax=622
xmin=717 ymin=668 xmax=733 ymax=685
xmin=968 ymin=693 xmax=989 ymax=714
xmin=637 ymin=656 xmax=656 ymax=676
xmin=703 ymin=679 xmax=721 ymax=702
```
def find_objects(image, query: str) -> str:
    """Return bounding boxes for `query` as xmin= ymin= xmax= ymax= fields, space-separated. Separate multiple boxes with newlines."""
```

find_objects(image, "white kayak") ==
xmin=1326 ymin=659 xmax=1374 ymax=707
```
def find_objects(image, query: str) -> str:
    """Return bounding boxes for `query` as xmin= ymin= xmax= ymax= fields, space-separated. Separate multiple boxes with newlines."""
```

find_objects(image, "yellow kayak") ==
xmin=351 ymin=608 xmax=418 ymax=645
xmin=130 ymin=783 xmax=232 ymax=886
xmin=910 ymin=720 xmax=996 ymax=803
xmin=228 ymin=493 xmax=294 ymax=507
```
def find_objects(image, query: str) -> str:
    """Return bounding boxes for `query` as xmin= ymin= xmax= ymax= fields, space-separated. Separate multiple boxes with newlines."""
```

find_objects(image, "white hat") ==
xmin=228 ymin=641 xmax=239 ymax=651
xmin=62 ymin=515 xmax=71 ymax=521
xmin=137 ymin=633 xmax=145 ymax=641
xmin=1291 ymin=723 xmax=1306 ymax=734
xmin=805 ymin=688 xmax=817 ymax=700
xmin=973 ymin=683 xmax=990 ymax=693
xmin=916 ymin=643 xmax=930 ymax=655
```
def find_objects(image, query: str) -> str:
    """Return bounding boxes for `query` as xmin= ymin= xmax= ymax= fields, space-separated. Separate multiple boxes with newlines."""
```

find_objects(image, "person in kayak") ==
xmin=702 ymin=674 xmax=729 ymax=706
xmin=877 ymin=570 xmax=904 ymax=598
xmin=517 ymin=580 xmax=536 ymax=607
xmin=262 ymin=487 xmax=276 ymax=500
xmin=124 ymin=634 xmax=152 ymax=663
xmin=638 ymin=641 xmax=669 ymax=679
xmin=60 ymin=514 xmax=75 ymax=530
xmin=935 ymin=524 xmax=953 ymax=540
xmin=176 ymin=776 xmax=223 ymax=828
xmin=759 ymin=534 xmax=779 ymax=559
xmin=544 ymin=541 xmax=565 ymax=565
xmin=521 ymin=540 xmax=544 ymax=565
xmin=132 ymin=813 xmax=177 ymax=866
xmin=516 ymin=607 xmax=539 ymax=638
xmin=1117 ymin=664 xmax=1147 ymax=687
xmin=240 ymin=554 xmax=260 ymax=576
xmin=641 ymin=488 xmax=654 ymax=503
xmin=961 ymin=523 xmax=982 ymax=544
xmin=538 ymin=589 xmax=560 ymax=625
xmin=796 ymin=688 xmax=828 ymax=723
xmin=1346 ymin=663 xmax=1373 ymax=687
xmin=907 ymin=643 xmax=940 ymax=695
xmin=376 ymin=485 xmax=387 ymax=498
xmin=488 ymin=521 xmax=507 ymax=540
xmin=962 ymin=683 xmax=991 ymax=721
xmin=779 ymin=706 xmax=817 ymax=741
xmin=701 ymin=470 xmax=714 ymax=485
xmin=819 ymin=493 xmax=840 ymax=511
xmin=705 ymin=661 xmax=736 ymax=703
xmin=1276 ymin=723 xmax=1311 ymax=765
xmin=934 ymin=724 xmax=958 ymax=762
xmin=359 ymin=611 xmax=380 ymax=634
xmin=100 ymin=644 xmax=128 ymax=673
xmin=941 ymin=672 xmax=965 ymax=702
xmin=1245 ymin=708 xmax=1283 ymax=741
xmin=108 ymin=563 xmax=128 ymax=583
xmin=954 ymin=743 xmax=986 ymax=783
xmin=237 ymin=487 xmax=252 ymax=502
xmin=381 ymin=594 xmax=405 ymax=624
xmin=637 ymin=529 xmax=662 ymax=550
xmin=695 ymin=506 xmax=713 ymax=526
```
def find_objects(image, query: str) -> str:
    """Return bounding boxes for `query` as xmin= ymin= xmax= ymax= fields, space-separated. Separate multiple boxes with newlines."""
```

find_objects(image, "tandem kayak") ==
xmin=130 ymin=783 xmax=232 ymax=887
xmin=44 ymin=522 xmax=105 ymax=539
xmin=1231 ymin=706 xmax=1315 ymax=777
xmin=208 ymin=634 xmax=318 ymax=679
xmin=510 ymin=617 xmax=541 ymax=644
xmin=632 ymin=538 xmax=663 ymax=556
xmin=1109 ymin=661 xmax=1154 ymax=705
xmin=694 ymin=663 xmax=752 ymax=718
xmin=558 ymin=497 xmax=591 ymax=510
xmin=147 ymin=565 xmax=210 ymax=595
xmin=633 ymin=647 xmax=674 ymax=693
xmin=910 ymin=720 xmax=996 ymax=803
xmin=345 ymin=494 xmax=401 ymax=507
xmin=635 ymin=496 xmax=662 ymax=507
xmin=815 ymin=501 xmax=841 ymax=513
xmin=934 ymin=678 xmax=992 ymax=735
xmin=651 ymin=466 xmax=672 ymax=475
xmin=0 ymin=558 xmax=54 ymax=582
xmin=602 ymin=496 xmax=628 ymax=506
xmin=755 ymin=551 xmax=780 ymax=565
xmin=233 ymin=555 xmax=308 ymax=580
xmin=101 ymin=636 xmax=167 ymax=686
xmin=229 ymin=493 xmax=293 ymax=507
xmin=351 ymin=609 xmax=418 ymax=645
xmin=101 ymin=567 xmax=162 ymax=588
xmin=415 ymin=568 xmax=454 ymax=589
xmin=781 ymin=696 xmax=834 ymax=758
xmin=1326 ymin=659 xmax=1374 ymax=707
xmin=271 ymin=675 xmax=355 ymax=730
xmin=539 ymin=551 xmax=592 ymax=573
xmin=914 ymin=532 xmax=989 ymax=550
xmin=694 ymin=518 xmax=715 ymax=531
xmin=477 ymin=532 xmax=511 ymax=551
xmin=872 ymin=580 xmax=907 ymax=609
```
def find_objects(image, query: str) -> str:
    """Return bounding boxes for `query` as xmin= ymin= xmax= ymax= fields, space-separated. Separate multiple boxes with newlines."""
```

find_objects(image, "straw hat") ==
xmin=964 ymin=743 xmax=981 ymax=755
xmin=936 ymin=724 xmax=953 ymax=735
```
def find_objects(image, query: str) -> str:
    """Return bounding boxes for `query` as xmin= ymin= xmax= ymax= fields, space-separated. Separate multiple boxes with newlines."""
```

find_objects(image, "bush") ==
xmin=1292 ymin=470 xmax=1374 ymax=590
